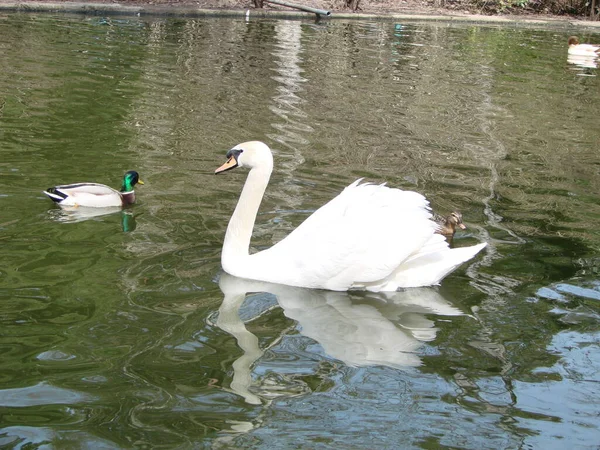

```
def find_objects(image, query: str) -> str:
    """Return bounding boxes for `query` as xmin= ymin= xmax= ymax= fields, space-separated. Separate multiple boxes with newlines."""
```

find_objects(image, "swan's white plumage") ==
xmin=216 ymin=141 xmax=486 ymax=292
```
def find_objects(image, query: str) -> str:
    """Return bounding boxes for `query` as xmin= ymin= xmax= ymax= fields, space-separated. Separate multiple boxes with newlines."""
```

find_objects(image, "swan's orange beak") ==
xmin=215 ymin=157 xmax=237 ymax=174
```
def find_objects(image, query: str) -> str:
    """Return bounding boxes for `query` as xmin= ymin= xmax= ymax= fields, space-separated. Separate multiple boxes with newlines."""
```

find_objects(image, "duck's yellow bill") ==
xmin=138 ymin=179 xmax=145 ymax=185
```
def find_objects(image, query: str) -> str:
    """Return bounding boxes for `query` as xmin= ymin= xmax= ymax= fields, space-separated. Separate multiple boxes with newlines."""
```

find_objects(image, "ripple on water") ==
xmin=0 ymin=382 xmax=95 ymax=407
xmin=36 ymin=350 xmax=76 ymax=362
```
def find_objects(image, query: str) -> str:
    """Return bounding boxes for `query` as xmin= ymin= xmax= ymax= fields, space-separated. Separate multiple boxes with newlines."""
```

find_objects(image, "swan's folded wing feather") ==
xmin=389 ymin=242 xmax=487 ymax=288
xmin=251 ymin=181 xmax=438 ymax=290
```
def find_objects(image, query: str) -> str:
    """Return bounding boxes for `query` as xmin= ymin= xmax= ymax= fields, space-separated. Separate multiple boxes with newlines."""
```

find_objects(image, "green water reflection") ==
xmin=1 ymin=13 xmax=599 ymax=448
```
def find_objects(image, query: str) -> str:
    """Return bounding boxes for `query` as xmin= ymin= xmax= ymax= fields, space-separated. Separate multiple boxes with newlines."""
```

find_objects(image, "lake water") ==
xmin=1 ymin=12 xmax=599 ymax=449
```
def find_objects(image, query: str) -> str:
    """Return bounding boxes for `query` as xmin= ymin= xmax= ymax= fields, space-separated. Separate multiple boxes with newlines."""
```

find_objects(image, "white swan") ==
xmin=215 ymin=141 xmax=486 ymax=292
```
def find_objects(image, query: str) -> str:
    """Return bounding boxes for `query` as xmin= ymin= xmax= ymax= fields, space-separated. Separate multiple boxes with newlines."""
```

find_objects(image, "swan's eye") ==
xmin=225 ymin=149 xmax=244 ymax=161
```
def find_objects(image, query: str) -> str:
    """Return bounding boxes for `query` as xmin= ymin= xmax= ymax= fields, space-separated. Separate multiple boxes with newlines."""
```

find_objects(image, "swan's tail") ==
xmin=394 ymin=242 xmax=487 ymax=288
xmin=363 ymin=242 xmax=487 ymax=292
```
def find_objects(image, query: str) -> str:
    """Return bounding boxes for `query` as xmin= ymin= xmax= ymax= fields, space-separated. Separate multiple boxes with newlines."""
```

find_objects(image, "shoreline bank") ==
xmin=1 ymin=0 xmax=600 ymax=28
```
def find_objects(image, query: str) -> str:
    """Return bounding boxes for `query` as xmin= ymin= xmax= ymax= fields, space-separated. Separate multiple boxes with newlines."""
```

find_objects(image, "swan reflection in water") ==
xmin=47 ymin=206 xmax=137 ymax=231
xmin=216 ymin=273 xmax=466 ymax=405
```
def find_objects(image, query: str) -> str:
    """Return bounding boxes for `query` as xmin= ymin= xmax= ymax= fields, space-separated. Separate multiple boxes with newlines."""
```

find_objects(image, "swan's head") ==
xmin=568 ymin=36 xmax=580 ymax=46
xmin=215 ymin=141 xmax=274 ymax=174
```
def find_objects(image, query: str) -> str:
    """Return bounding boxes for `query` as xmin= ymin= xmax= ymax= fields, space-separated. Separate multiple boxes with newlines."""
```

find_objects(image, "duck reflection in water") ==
xmin=216 ymin=273 xmax=466 ymax=405
xmin=47 ymin=207 xmax=137 ymax=232
xmin=567 ymin=54 xmax=598 ymax=70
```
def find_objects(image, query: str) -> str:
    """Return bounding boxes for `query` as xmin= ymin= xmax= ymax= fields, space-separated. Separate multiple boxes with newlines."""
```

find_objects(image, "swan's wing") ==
xmin=385 ymin=240 xmax=487 ymax=289
xmin=251 ymin=180 xmax=438 ymax=290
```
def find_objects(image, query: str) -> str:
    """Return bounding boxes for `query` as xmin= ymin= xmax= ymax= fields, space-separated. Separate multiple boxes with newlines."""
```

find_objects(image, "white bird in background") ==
xmin=568 ymin=36 xmax=600 ymax=57
xmin=215 ymin=141 xmax=486 ymax=292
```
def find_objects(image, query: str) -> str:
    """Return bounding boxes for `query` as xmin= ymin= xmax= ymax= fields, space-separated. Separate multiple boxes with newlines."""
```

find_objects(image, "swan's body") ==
xmin=43 ymin=171 xmax=143 ymax=208
xmin=568 ymin=36 xmax=600 ymax=57
xmin=433 ymin=211 xmax=466 ymax=237
xmin=216 ymin=141 xmax=486 ymax=292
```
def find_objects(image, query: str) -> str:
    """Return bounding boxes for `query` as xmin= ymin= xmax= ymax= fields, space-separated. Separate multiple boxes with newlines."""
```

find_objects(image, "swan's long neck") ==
xmin=222 ymin=166 xmax=272 ymax=271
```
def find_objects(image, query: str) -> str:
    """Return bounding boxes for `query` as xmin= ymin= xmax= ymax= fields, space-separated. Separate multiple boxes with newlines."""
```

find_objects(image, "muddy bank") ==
xmin=0 ymin=0 xmax=599 ymax=28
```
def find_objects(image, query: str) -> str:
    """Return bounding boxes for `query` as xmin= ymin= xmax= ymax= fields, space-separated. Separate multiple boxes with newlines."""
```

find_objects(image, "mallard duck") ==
xmin=433 ymin=211 xmax=466 ymax=237
xmin=568 ymin=36 xmax=600 ymax=57
xmin=215 ymin=141 xmax=486 ymax=292
xmin=43 ymin=170 xmax=144 ymax=208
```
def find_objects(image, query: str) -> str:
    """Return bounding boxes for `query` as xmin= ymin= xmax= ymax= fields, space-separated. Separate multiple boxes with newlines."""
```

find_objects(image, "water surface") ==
xmin=1 ymin=14 xmax=599 ymax=448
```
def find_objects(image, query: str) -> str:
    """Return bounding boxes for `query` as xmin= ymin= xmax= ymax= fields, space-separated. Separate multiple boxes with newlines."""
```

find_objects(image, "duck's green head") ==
xmin=120 ymin=171 xmax=144 ymax=193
